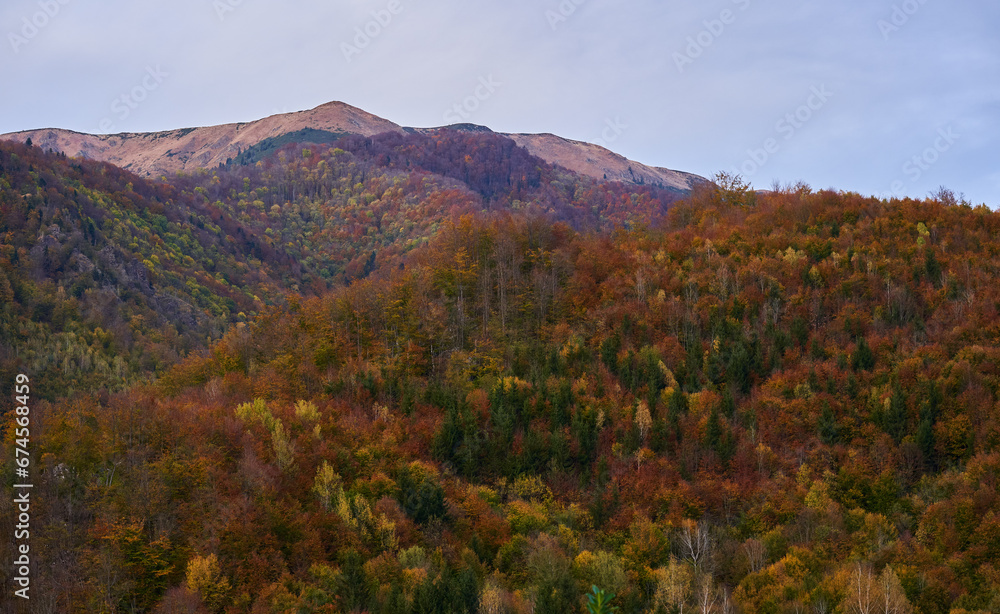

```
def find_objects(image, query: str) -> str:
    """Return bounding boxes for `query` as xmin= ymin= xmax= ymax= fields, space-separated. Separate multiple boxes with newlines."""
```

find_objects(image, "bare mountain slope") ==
xmin=2 ymin=102 xmax=404 ymax=177
xmin=1 ymin=101 xmax=704 ymax=189
xmin=508 ymin=133 xmax=702 ymax=191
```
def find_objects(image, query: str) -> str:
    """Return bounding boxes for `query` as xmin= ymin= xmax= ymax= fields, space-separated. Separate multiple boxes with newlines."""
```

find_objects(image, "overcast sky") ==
xmin=2 ymin=0 xmax=998 ymax=205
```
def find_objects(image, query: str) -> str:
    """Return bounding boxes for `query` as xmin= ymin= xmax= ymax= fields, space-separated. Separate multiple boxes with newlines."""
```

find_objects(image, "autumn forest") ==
xmin=3 ymin=132 xmax=1000 ymax=614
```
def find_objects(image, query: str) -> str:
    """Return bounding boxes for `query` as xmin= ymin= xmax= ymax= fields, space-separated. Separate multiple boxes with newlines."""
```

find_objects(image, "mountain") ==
xmin=0 ymin=101 xmax=704 ymax=190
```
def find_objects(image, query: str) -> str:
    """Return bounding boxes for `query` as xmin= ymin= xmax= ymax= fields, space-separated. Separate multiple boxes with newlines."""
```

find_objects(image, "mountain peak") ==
xmin=0 ymin=102 xmax=702 ymax=189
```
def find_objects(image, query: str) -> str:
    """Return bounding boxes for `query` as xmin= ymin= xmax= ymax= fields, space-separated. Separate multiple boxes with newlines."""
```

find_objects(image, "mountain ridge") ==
xmin=0 ymin=100 xmax=704 ymax=191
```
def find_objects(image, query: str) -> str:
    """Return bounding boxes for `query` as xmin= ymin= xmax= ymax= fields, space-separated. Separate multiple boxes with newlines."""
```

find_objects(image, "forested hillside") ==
xmin=0 ymin=136 xmax=683 ymax=401
xmin=5 ymin=167 xmax=1000 ymax=613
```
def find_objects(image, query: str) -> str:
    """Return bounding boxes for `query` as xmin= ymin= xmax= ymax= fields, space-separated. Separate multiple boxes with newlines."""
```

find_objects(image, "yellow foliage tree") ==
xmin=294 ymin=399 xmax=320 ymax=422
xmin=185 ymin=553 xmax=231 ymax=612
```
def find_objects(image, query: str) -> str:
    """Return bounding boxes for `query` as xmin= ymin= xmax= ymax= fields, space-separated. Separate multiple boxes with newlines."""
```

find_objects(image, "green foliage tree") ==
xmin=585 ymin=585 xmax=619 ymax=614
xmin=713 ymin=171 xmax=756 ymax=207
xmin=852 ymin=337 xmax=875 ymax=371
xmin=885 ymin=385 xmax=908 ymax=443
xmin=818 ymin=402 xmax=840 ymax=445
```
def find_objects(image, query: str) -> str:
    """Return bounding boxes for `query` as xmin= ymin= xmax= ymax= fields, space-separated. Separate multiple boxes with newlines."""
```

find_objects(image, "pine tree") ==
xmin=818 ymin=403 xmax=840 ymax=445
xmin=721 ymin=386 xmax=736 ymax=419
xmin=917 ymin=392 xmax=938 ymax=470
xmin=925 ymin=249 xmax=942 ymax=285
xmin=852 ymin=337 xmax=875 ymax=371
xmin=885 ymin=385 xmax=908 ymax=443
xmin=728 ymin=341 xmax=752 ymax=394
xmin=705 ymin=407 xmax=722 ymax=452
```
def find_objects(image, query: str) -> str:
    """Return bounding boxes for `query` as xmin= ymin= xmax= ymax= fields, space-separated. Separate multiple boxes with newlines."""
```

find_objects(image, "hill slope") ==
xmin=508 ymin=132 xmax=702 ymax=191
xmin=0 ymin=132 xmax=689 ymax=399
xmin=8 ymin=187 xmax=1000 ymax=613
